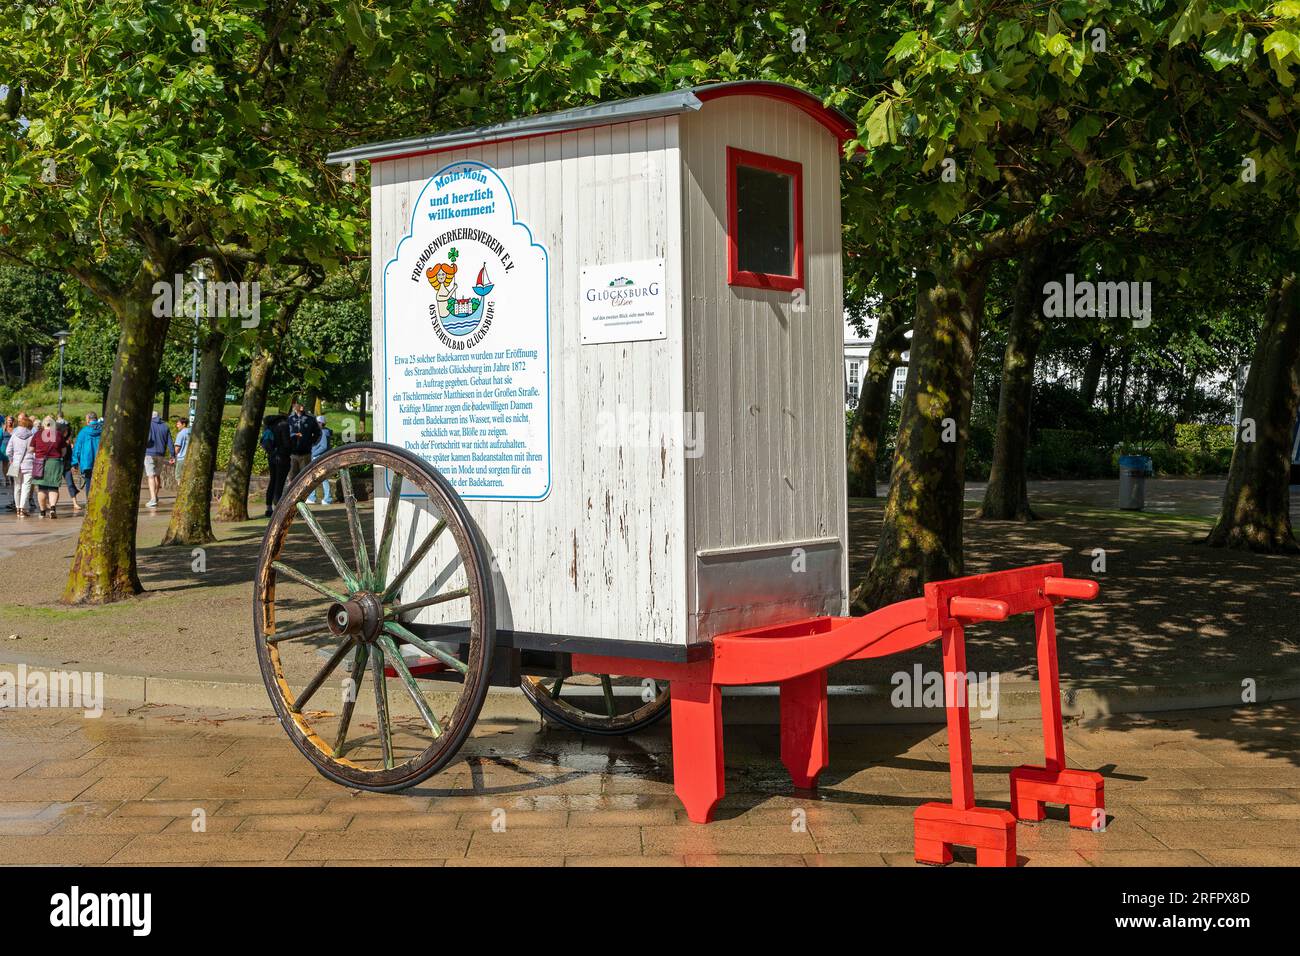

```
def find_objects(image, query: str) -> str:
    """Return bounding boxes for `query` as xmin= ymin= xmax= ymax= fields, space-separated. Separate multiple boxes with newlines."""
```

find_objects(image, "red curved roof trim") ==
xmin=694 ymin=82 xmax=855 ymax=143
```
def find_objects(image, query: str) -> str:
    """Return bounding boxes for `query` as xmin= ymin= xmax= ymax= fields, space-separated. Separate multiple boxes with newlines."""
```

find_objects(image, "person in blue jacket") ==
xmin=305 ymin=415 xmax=334 ymax=505
xmin=71 ymin=412 xmax=103 ymax=504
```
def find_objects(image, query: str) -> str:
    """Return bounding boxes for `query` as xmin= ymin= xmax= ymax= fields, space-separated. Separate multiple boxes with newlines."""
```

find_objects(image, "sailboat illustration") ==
xmin=472 ymin=263 xmax=494 ymax=297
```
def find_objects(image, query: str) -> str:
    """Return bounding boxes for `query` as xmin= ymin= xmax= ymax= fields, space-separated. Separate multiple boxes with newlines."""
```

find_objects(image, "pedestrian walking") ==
xmin=6 ymin=414 xmax=35 ymax=517
xmin=284 ymin=402 xmax=321 ymax=487
xmin=0 ymin=416 xmax=12 ymax=510
xmin=174 ymin=416 xmax=190 ymax=483
xmin=58 ymin=420 xmax=81 ymax=514
xmin=71 ymin=412 xmax=102 ymax=504
xmin=262 ymin=414 xmax=291 ymax=517
xmin=143 ymin=411 xmax=175 ymax=508
xmin=305 ymin=415 xmax=335 ymax=505
xmin=31 ymin=415 xmax=69 ymax=518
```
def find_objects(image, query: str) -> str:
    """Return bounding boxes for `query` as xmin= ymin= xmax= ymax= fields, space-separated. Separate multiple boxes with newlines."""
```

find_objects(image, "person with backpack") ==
xmin=261 ymin=414 xmax=291 ymax=517
xmin=143 ymin=411 xmax=175 ymax=508
xmin=284 ymin=401 xmax=321 ymax=487
xmin=305 ymin=415 xmax=335 ymax=505
xmin=71 ymin=412 xmax=103 ymax=505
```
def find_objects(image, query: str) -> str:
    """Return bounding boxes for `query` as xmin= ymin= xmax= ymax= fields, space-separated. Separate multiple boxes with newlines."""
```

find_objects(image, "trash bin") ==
xmin=1118 ymin=454 xmax=1152 ymax=510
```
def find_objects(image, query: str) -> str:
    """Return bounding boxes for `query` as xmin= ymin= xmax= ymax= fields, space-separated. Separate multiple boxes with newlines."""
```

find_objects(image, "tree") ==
xmin=0 ymin=2 xmax=359 ymax=602
xmin=1207 ymin=274 xmax=1300 ymax=552
xmin=215 ymin=275 xmax=316 ymax=522
xmin=845 ymin=3 xmax=1177 ymax=607
xmin=980 ymin=242 xmax=1059 ymax=521
xmin=161 ymin=261 xmax=245 ymax=546
xmin=846 ymin=296 xmax=909 ymax=497
xmin=0 ymin=264 xmax=63 ymax=387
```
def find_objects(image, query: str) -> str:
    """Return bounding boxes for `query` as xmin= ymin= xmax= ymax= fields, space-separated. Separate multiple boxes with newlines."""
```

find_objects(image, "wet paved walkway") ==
xmin=1 ymin=699 xmax=1297 ymax=866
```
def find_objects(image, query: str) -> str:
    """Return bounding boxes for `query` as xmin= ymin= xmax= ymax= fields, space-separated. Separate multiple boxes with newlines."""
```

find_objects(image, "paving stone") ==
xmin=291 ymin=829 xmax=471 ymax=861
xmin=238 ymin=813 xmax=353 ymax=832
xmin=110 ymin=832 xmax=302 ymax=863
xmin=466 ymin=826 xmax=640 ymax=858
xmin=0 ymin=834 xmax=132 ymax=864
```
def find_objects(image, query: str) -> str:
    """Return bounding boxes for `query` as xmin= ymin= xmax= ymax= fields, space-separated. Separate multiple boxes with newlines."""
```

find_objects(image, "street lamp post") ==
xmin=189 ymin=265 xmax=205 ymax=429
xmin=54 ymin=330 xmax=70 ymax=420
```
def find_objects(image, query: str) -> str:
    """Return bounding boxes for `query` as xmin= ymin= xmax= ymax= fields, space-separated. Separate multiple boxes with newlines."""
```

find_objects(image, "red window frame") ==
xmin=726 ymin=146 xmax=804 ymax=292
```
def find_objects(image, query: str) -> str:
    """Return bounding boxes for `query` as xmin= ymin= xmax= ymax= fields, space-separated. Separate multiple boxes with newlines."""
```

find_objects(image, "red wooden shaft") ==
xmin=941 ymin=625 xmax=975 ymax=811
xmin=1034 ymin=605 xmax=1066 ymax=772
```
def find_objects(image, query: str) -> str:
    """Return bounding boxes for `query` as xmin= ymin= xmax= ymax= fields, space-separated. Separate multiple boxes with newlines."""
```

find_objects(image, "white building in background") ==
xmin=843 ymin=311 xmax=907 ymax=409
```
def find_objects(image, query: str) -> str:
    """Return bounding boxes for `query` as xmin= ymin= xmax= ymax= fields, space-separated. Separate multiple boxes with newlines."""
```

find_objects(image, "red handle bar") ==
xmin=1042 ymin=577 xmax=1099 ymax=601
xmin=948 ymin=597 xmax=1010 ymax=622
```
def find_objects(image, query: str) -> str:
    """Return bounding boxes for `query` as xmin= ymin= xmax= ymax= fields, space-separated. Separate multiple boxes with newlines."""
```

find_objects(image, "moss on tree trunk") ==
xmin=980 ymin=245 xmax=1053 ymax=521
xmin=1206 ymin=274 xmax=1300 ymax=553
xmin=215 ymin=345 xmax=274 ymax=522
xmin=854 ymin=262 xmax=989 ymax=611
xmin=847 ymin=298 xmax=909 ymax=498
xmin=62 ymin=271 xmax=174 ymax=604
xmin=161 ymin=325 xmax=229 ymax=545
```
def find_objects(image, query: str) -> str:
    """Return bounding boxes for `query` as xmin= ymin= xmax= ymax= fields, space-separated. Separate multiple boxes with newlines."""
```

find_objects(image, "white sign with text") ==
xmin=579 ymin=258 xmax=666 ymax=344
xmin=383 ymin=161 xmax=551 ymax=501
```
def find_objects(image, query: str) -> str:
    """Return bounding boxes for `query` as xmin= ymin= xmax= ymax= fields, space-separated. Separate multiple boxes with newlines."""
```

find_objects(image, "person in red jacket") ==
xmin=31 ymin=415 xmax=68 ymax=518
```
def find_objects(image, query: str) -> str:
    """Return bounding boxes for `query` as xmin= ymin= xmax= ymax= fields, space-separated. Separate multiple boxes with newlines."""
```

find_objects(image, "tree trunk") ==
xmin=161 ymin=386 xmax=171 ymax=423
xmin=215 ymin=345 xmax=275 ymax=522
xmin=854 ymin=260 xmax=990 ymax=610
xmin=1080 ymin=340 xmax=1105 ymax=407
xmin=161 ymin=324 xmax=229 ymax=545
xmin=1206 ymin=274 xmax=1300 ymax=552
xmin=846 ymin=298 xmax=910 ymax=498
xmin=980 ymin=246 xmax=1051 ymax=521
xmin=63 ymin=268 xmax=175 ymax=604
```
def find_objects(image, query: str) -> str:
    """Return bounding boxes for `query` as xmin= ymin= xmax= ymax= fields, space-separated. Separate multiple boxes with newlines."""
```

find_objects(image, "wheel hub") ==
xmin=327 ymin=593 xmax=384 ymax=643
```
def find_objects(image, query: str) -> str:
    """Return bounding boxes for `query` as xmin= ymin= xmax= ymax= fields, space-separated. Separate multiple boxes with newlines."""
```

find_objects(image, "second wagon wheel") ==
xmin=254 ymin=441 xmax=495 ymax=792
xmin=521 ymin=672 xmax=669 ymax=736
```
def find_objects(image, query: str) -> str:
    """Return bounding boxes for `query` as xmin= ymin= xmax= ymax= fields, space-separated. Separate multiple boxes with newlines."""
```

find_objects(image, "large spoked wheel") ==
xmin=521 ymin=673 xmax=669 ymax=736
xmin=254 ymin=441 xmax=495 ymax=792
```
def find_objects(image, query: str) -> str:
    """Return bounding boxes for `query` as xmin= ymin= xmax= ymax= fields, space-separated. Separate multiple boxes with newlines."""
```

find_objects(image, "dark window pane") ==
xmin=735 ymin=165 xmax=793 ymax=276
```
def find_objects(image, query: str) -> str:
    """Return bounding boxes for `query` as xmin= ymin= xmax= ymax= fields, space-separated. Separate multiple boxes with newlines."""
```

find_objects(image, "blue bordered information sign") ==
xmin=383 ymin=161 xmax=551 ymax=500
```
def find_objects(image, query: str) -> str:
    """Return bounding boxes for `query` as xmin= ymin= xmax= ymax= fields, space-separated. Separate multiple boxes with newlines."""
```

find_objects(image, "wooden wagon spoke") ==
xmin=265 ymin=621 xmax=331 ymax=645
xmin=271 ymin=561 xmax=348 ymax=604
xmin=338 ymin=468 xmax=371 ymax=588
xmin=387 ymin=587 xmax=470 ymax=618
xmin=370 ymin=643 xmax=394 ymax=770
xmin=291 ymin=638 xmax=355 ymax=714
xmin=600 ymin=674 xmax=616 ymax=717
xmin=381 ymin=519 xmax=447 ymax=602
xmin=332 ymin=643 xmax=369 ymax=757
xmin=377 ymin=634 xmax=445 ymax=739
xmin=374 ymin=472 xmax=404 ymax=588
xmin=294 ymin=502 xmax=360 ymax=592
xmin=383 ymin=620 xmax=469 ymax=675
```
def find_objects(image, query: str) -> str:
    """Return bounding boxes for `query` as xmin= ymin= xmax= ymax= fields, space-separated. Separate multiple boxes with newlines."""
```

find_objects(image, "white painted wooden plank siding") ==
xmin=367 ymin=96 xmax=846 ymax=650
xmin=679 ymin=96 xmax=849 ymax=636
xmin=369 ymin=118 xmax=689 ymax=646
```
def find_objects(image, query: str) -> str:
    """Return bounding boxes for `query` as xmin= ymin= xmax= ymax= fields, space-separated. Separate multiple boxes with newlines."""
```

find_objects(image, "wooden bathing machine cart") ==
xmin=255 ymin=83 xmax=1107 ymax=865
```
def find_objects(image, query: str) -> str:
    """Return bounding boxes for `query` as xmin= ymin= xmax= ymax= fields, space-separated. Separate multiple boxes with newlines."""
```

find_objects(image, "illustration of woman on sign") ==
xmin=425 ymin=256 xmax=458 ymax=319
xmin=425 ymin=247 xmax=490 ymax=336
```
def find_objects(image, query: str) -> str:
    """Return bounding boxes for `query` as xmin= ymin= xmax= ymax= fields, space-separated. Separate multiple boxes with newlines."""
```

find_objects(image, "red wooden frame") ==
xmin=572 ymin=562 xmax=1106 ymax=868
xmin=726 ymin=147 xmax=804 ymax=293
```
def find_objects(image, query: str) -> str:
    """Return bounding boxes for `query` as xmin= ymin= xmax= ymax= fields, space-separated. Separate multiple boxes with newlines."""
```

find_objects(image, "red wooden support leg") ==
xmin=670 ymin=681 xmax=725 ymax=824
xmin=780 ymin=669 xmax=829 ymax=789
xmin=1010 ymin=606 xmax=1106 ymax=830
xmin=914 ymin=625 xmax=1017 ymax=866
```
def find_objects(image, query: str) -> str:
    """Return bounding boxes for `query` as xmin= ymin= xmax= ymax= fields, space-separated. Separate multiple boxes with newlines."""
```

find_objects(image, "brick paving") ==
xmin=0 ymin=700 xmax=1297 ymax=866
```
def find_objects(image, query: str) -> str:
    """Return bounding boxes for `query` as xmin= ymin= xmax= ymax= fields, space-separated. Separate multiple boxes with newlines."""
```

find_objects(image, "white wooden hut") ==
xmin=328 ymin=81 xmax=854 ymax=660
